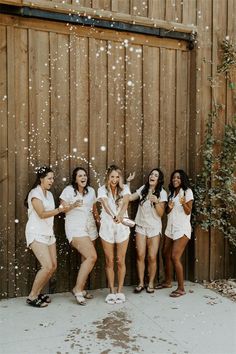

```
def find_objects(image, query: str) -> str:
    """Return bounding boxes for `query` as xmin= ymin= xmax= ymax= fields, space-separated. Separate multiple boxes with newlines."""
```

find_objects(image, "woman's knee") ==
xmin=42 ymin=263 xmax=55 ymax=275
xmin=105 ymin=257 xmax=114 ymax=269
xmin=116 ymin=256 xmax=125 ymax=268
xmin=171 ymin=252 xmax=180 ymax=264
xmin=147 ymin=254 xmax=156 ymax=264
xmin=136 ymin=251 xmax=145 ymax=262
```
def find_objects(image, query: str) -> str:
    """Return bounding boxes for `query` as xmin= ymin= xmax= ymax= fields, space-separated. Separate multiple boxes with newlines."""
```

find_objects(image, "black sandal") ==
xmin=134 ymin=285 xmax=144 ymax=293
xmin=146 ymin=286 xmax=155 ymax=294
xmin=26 ymin=297 xmax=48 ymax=308
xmin=38 ymin=294 xmax=51 ymax=303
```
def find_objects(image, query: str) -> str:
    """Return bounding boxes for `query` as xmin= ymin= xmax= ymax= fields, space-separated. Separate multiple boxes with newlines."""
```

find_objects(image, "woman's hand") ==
xmin=168 ymin=200 xmax=174 ymax=210
xmin=179 ymin=196 xmax=186 ymax=205
xmin=126 ymin=171 xmax=136 ymax=183
xmin=149 ymin=195 xmax=159 ymax=204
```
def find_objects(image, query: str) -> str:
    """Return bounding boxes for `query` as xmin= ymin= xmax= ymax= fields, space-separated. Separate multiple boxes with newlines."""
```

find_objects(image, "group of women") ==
xmin=25 ymin=164 xmax=193 ymax=308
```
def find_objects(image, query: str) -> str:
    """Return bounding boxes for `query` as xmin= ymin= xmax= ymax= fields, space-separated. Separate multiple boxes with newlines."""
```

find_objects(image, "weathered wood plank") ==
xmin=6 ymin=26 xmax=16 ymax=297
xmin=0 ymin=25 xmax=8 ymax=298
xmin=210 ymin=0 xmax=227 ymax=280
xmin=49 ymin=32 xmax=70 ymax=293
xmin=14 ymin=27 xmax=29 ymax=297
xmin=89 ymin=37 xmax=108 ymax=289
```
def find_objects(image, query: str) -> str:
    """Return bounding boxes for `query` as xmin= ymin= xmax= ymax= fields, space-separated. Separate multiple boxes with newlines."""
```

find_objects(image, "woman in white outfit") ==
xmin=60 ymin=167 xmax=100 ymax=305
xmin=98 ymin=165 xmax=130 ymax=304
xmin=25 ymin=166 xmax=68 ymax=308
xmin=129 ymin=168 xmax=167 ymax=294
xmin=160 ymin=169 xmax=193 ymax=297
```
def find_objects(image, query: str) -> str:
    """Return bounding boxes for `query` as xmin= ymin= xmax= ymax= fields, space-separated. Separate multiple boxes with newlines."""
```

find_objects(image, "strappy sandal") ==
xmin=115 ymin=293 xmax=126 ymax=304
xmin=38 ymin=294 xmax=51 ymax=303
xmin=134 ymin=285 xmax=144 ymax=293
xmin=105 ymin=293 xmax=116 ymax=304
xmin=73 ymin=292 xmax=86 ymax=305
xmin=82 ymin=290 xmax=94 ymax=299
xmin=26 ymin=297 xmax=48 ymax=308
xmin=146 ymin=286 xmax=155 ymax=294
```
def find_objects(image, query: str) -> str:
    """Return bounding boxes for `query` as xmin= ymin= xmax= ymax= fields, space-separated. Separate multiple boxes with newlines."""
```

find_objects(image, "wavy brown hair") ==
xmin=104 ymin=165 xmax=124 ymax=204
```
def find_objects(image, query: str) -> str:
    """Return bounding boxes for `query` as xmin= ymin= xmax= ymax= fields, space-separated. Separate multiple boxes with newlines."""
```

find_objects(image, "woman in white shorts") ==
xmin=161 ymin=169 xmax=193 ymax=298
xmin=129 ymin=168 xmax=167 ymax=294
xmin=60 ymin=167 xmax=99 ymax=305
xmin=98 ymin=165 xmax=130 ymax=304
xmin=25 ymin=166 xmax=67 ymax=308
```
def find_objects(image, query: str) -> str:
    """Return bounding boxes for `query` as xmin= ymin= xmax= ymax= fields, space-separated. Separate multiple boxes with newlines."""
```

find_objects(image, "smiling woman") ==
xmin=129 ymin=168 xmax=167 ymax=294
xmin=59 ymin=167 xmax=100 ymax=305
xmin=98 ymin=165 xmax=131 ymax=304
xmin=24 ymin=166 xmax=68 ymax=308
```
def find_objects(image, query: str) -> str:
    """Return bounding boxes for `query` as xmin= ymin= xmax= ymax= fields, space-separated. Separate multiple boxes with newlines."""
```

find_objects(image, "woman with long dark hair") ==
xmin=25 ymin=166 xmax=67 ymax=308
xmin=60 ymin=167 xmax=99 ymax=305
xmin=98 ymin=165 xmax=130 ymax=304
xmin=129 ymin=168 xmax=167 ymax=293
xmin=159 ymin=169 xmax=194 ymax=297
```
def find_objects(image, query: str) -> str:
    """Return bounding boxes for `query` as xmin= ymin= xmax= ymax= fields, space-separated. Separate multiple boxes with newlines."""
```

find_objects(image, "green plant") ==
xmin=194 ymin=39 xmax=236 ymax=247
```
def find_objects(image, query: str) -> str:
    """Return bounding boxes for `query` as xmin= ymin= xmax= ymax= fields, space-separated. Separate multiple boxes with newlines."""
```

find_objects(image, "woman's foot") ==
xmin=105 ymin=293 xmax=116 ymax=304
xmin=134 ymin=285 xmax=144 ymax=293
xmin=82 ymin=290 xmax=93 ymax=299
xmin=116 ymin=293 xmax=126 ymax=303
xmin=155 ymin=283 xmax=172 ymax=289
xmin=146 ymin=286 xmax=155 ymax=294
xmin=73 ymin=291 xmax=87 ymax=305
xmin=169 ymin=289 xmax=186 ymax=297
xmin=26 ymin=297 xmax=48 ymax=308
xmin=38 ymin=293 xmax=51 ymax=303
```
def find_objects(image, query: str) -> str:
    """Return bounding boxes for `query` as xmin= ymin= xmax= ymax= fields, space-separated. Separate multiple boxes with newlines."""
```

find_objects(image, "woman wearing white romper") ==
xmin=129 ymin=168 xmax=167 ymax=294
xmin=161 ymin=169 xmax=194 ymax=297
xmin=60 ymin=167 xmax=100 ymax=305
xmin=98 ymin=165 xmax=130 ymax=304
xmin=25 ymin=166 xmax=68 ymax=308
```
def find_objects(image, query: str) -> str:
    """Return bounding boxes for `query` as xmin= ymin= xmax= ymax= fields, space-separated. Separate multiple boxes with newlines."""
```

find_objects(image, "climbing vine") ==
xmin=194 ymin=39 xmax=236 ymax=247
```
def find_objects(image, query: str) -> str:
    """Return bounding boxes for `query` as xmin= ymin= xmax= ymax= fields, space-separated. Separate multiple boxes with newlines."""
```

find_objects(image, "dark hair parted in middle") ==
xmin=71 ymin=167 xmax=89 ymax=196
xmin=140 ymin=168 xmax=164 ymax=205
xmin=168 ymin=169 xmax=191 ymax=200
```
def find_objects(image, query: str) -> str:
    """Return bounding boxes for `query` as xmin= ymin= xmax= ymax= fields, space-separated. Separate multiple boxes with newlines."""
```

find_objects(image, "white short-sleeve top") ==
xmin=60 ymin=185 xmax=96 ymax=228
xmin=135 ymin=185 xmax=168 ymax=228
xmin=25 ymin=185 xmax=55 ymax=236
xmin=97 ymin=184 xmax=131 ymax=220
xmin=166 ymin=188 xmax=194 ymax=235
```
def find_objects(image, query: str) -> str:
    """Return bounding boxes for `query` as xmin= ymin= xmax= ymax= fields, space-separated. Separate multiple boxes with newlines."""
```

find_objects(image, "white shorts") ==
xmin=99 ymin=219 xmax=130 ymax=244
xmin=135 ymin=225 xmax=161 ymax=238
xmin=65 ymin=218 xmax=98 ymax=243
xmin=165 ymin=226 xmax=191 ymax=240
xmin=26 ymin=233 xmax=56 ymax=248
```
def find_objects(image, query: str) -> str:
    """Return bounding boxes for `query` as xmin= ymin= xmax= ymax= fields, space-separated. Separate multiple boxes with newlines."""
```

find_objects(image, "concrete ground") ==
xmin=0 ymin=282 xmax=235 ymax=354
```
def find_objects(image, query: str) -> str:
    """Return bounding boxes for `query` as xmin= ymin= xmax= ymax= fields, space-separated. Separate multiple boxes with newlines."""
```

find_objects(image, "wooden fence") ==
xmin=0 ymin=0 xmax=235 ymax=298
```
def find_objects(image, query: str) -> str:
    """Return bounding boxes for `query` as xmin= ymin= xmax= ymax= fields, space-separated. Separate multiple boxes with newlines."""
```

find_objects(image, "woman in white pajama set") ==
xmin=160 ymin=169 xmax=194 ymax=297
xmin=25 ymin=166 xmax=67 ymax=308
xmin=98 ymin=165 xmax=130 ymax=304
xmin=60 ymin=167 xmax=100 ymax=305
xmin=129 ymin=168 xmax=167 ymax=294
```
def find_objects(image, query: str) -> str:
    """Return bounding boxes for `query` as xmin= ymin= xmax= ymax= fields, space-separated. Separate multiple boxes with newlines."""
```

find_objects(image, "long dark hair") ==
xmin=24 ymin=166 xmax=53 ymax=208
xmin=140 ymin=168 xmax=164 ymax=205
xmin=168 ymin=169 xmax=190 ymax=200
xmin=71 ymin=167 xmax=89 ymax=196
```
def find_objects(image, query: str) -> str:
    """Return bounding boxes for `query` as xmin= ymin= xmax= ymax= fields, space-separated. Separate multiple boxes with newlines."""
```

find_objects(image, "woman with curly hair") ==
xmin=60 ymin=167 xmax=100 ymax=305
xmin=129 ymin=168 xmax=167 ymax=294
xmin=158 ymin=169 xmax=194 ymax=297
xmin=98 ymin=165 xmax=131 ymax=304
xmin=25 ymin=166 xmax=68 ymax=308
